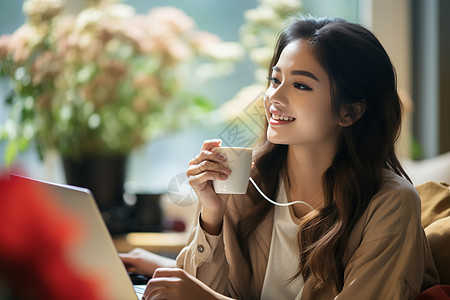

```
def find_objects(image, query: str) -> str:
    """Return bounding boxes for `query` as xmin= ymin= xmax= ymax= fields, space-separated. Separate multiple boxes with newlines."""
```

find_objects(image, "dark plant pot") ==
xmin=62 ymin=154 xmax=128 ymax=235
xmin=125 ymin=193 xmax=163 ymax=232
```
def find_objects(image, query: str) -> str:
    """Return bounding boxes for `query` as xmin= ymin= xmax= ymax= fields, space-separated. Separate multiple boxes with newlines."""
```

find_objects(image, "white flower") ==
xmin=23 ymin=0 xmax=64 ymax=24
xmin=76 ymin=8 xmax=102 ymax=31
xmin=244 ymin=7 xmax=278 ymax=25
xmin=105 ymin=3 xmax=135 ymax=19
xmin=249 ymin=47 xmax=273 ymax=67
xmin=261 ymin=0 xmax=302 ymax=12
xmin=193 ymin=62 xmax=234 ymax=83
xmin=200 ymin=42 xmax=244 ymax=61
xmin=147 ymin=7 xmax=195 ymax=34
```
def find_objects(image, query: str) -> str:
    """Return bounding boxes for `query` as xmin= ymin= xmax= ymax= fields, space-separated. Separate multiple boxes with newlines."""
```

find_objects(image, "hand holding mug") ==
xmin=186 ymin=140 xmax=231 ymax=234
xmin=187 ymin=140 xmax=253 ymax=235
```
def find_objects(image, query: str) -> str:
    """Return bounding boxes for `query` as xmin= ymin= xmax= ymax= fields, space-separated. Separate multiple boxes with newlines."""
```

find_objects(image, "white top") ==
xmin=261 ymin=181 xmax=304 ymax=300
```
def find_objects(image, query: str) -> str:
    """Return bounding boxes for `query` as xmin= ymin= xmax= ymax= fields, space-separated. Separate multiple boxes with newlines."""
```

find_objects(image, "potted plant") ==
xmin=0 ymin=0 xmax=242 ymax=233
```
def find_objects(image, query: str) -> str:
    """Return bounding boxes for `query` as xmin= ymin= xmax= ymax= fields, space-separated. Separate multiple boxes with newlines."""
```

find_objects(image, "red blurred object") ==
xmin=415 ymin=285 xmax=450 ymax=300
xmin=0 ymin=172 xmax=103 ymax=300
xmin=163 ymin=217 xmax=186 ymax=232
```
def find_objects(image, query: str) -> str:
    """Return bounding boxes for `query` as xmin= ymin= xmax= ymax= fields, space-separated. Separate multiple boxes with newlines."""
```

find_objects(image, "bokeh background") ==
xmin=1 ymin=0 xmax=449 ymax=194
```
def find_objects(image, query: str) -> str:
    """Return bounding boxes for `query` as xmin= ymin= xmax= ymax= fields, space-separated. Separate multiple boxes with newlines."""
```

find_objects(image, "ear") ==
xmin=338 ymin=101 xmax=366 ymax=127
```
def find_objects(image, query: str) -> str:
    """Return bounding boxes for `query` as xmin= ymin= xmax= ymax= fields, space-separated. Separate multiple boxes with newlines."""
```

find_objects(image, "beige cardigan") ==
xmin=176 ymin=171 xmax=439 ymax=299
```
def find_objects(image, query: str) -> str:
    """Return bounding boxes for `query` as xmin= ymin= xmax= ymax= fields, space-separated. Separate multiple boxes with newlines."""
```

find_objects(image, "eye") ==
xmin=293 ymin=82 xmax=312 ymax=91
xmin=267 ymin=76 xmax=281 ymax=86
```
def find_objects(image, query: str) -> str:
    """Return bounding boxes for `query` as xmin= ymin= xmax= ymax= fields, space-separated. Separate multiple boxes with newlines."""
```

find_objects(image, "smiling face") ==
xmin=264 ymin=38 xmax=341 ymax=149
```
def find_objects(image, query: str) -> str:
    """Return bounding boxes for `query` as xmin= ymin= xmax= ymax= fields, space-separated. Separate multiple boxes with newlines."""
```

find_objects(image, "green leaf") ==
xmin=193 ymin=95 xmax=214 ymax=111
xmin=5 ymin=140 xmax=18 ymax=167
xmin=18 ymin=136 xmax=30 ymax=152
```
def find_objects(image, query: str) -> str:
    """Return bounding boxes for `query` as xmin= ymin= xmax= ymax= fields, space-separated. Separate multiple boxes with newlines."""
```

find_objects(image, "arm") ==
xmin=335 ymin=183 xmax=438 ymax=300
xmin=176 ymin=139 xmax=233 ymax=293
xmin=176 ymin=211 xmax=230 ymax=293
xmin=119 ymin=248 xmax=176 ymax=277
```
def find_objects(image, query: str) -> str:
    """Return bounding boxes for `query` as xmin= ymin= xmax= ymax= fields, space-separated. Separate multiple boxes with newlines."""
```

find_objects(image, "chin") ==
xmin=267 ymin=131 xmax=289 ymax=145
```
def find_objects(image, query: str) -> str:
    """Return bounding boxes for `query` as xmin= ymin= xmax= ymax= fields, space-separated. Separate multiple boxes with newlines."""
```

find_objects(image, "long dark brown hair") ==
xmin=236 ymin=16 xmax=410 ymax=293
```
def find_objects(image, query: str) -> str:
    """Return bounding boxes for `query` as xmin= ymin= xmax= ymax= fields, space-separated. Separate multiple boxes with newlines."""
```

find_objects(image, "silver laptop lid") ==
xmin=10 ymin=175 xmax=139 ymax=300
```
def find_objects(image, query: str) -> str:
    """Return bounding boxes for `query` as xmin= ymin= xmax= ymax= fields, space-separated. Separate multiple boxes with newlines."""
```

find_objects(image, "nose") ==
xmin=265 ymin=83 xmax=288 ymax=108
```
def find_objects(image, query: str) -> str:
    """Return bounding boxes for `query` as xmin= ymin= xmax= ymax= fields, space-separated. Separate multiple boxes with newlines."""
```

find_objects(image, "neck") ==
xmin=286 ymin=142 xmax=336 ymax=202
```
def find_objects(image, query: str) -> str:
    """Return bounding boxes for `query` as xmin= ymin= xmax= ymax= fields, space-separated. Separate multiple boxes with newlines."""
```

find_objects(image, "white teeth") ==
xmin=272 ymin=114 xmax=295 ymax=121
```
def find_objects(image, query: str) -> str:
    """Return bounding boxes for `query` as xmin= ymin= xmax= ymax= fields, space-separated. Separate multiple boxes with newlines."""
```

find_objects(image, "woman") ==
xmin=122 ymin=16 xmax=439 ymax=299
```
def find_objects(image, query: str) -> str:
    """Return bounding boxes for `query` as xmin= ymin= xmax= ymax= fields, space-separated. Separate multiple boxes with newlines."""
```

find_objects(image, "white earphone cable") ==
xmin=249 ymin=177 xmax=314 ymax=209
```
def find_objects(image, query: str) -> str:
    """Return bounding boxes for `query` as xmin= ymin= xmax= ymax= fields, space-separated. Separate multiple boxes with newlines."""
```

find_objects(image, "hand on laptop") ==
xmin=119 ymin=248 xmax=176 ymax=277
xmin=142 ymin=268 xmax=233 ymax=300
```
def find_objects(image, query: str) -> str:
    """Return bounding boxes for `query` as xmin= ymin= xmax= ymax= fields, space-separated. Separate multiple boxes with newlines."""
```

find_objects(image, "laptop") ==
xmin=10 ymin=174 xmax=146 ymax=299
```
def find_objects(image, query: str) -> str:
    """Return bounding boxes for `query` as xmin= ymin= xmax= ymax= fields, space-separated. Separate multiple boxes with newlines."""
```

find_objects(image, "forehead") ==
xmin=275 ymin=39 xmax=326 ymax=77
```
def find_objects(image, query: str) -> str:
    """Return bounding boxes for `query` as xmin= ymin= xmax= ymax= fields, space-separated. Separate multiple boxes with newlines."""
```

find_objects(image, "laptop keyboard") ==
xmin=134 ymin=285 xmax=145 ymax=298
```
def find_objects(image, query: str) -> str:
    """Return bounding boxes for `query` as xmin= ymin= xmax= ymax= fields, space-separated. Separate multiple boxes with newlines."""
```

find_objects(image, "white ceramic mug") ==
xmin=212 ymin=147 xmax=253 ymax=194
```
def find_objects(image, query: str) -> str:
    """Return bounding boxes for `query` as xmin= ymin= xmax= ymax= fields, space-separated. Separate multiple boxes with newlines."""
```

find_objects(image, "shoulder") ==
xmin=362 ymin=170 xmax=422 ymax=239
xmin=379 ymin=170 xmax=418 ymax=197
xmin=369 ymin=170 xmax=420 ymax=216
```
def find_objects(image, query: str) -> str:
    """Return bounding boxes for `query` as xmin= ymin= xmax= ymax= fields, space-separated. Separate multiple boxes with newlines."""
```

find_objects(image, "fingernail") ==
xmin=225 ymin=168 xmax=232 ymax=175
xmin=219 ymin=154 xmax=227 ymax=161
xmin=221 ymin=174 xmax=228 ymax=179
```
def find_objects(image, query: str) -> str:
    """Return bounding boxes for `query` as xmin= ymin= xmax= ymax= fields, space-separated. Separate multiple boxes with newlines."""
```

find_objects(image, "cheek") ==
xmin=295 ymin=98 xmax=337 ymax=133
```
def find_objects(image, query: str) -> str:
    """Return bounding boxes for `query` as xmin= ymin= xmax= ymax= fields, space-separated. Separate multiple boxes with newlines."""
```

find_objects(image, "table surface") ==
xmin=113 ymin=231 xmax=190 ymax=255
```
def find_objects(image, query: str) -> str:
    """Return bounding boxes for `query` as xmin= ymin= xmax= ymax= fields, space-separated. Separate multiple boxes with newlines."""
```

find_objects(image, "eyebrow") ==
xmin=272 ymin=66 xmax=319 ymax=82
